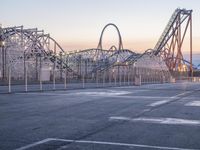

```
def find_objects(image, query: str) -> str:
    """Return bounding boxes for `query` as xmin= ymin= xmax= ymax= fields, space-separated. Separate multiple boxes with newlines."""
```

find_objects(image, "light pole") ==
xmin=0 ymin=41 xmax=5 ymax=80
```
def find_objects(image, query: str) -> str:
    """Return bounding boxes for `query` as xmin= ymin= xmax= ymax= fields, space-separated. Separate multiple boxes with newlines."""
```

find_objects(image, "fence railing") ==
xmin=0 ymin=66 xmax=173 ymax=93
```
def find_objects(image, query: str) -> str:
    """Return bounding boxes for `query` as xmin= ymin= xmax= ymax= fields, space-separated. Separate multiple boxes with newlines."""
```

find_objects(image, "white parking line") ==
xmin=15 ymin=90 xmax=132 ymax=96
xmin=15 ymin=138 xmax=197 ymax=150
xmin=15 ymin=138 xmax=52 ymax=150
xmin=170 ymin=91 xmax=192 ymax=98
xmin=15 ymin=92 xmax=171 ymax=99
xmin=185 ymin=101 xmax=200 ymax=107
xmin=148 ymin=100 xmax=171 ymax=107
xmin=148 ymin=91 xmax=192 ymax=107
xmin=109 ymin=116 xmax=200 ymax=126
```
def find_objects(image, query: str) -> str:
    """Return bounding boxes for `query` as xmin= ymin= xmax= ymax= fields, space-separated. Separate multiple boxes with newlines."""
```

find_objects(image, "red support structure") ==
xmin=154 ymin=9 xmax=193 ymax=75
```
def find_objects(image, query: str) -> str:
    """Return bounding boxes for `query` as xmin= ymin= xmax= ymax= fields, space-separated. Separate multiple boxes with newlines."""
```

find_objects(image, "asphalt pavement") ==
xmin=1 ymin=82 xmax=200 ymax=150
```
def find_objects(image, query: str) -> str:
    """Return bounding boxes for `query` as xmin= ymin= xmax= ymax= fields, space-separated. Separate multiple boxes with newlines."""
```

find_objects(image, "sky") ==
xmin=1 ymin=0 xmax=200 ymax=55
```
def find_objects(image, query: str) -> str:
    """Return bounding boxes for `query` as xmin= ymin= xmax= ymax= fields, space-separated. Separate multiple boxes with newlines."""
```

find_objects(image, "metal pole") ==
xmin=82 ymin=73 xmax=85 ymax=88
xmin=133 ymin=65 xmax=135 ymax=85
xmin=60 ymin=53 xmax=62 ymax=81
xmin=2 ymin=45 xmax=5 ymax=80
xmin=40 ymin=68 xmax=42 ymax=91
xmin=25 ymin=65 xmax=27 ymax=92
xmin=64 ymin=69 xmax=67 ymax=89
xmin=103 ymin=71 xmax=105 ymax=87
xmin=53 ymin=42 xmax=56 ymax=90
xmin=8 ymin=67 xmax=11 ymax=93
xmin=64 ymin=54 xmax=67 ymax=89
xmin=119 ymin=67 xmax=121 ymax=86
xmin=39 ymin=53 xmax=42 ymax=91
xmin=96 ymin=71 xmax=98 ymax=87
xmin=190 ymin=14 xmax=193 ymax=77
xmin=36 ymin=57 xmax=38 ymax=81
xmin=128 ymin=67 xmax=130 ymax=85
xmin=53 ymin=66 xmax=55 ymax=90
xmin=24 ymin=52 xmax=27 ymax=92
xmin=123 ymin=67 xmax=126 ymax=85
xmin=109 ymin=70 xmax=111 ymax=86
xmin=114 ymin=70 xmax=117 ymax=86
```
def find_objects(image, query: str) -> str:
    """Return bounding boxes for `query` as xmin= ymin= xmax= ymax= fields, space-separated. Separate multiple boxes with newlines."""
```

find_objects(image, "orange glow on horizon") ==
xmin=59 ymin=37 xmax=200 ymax=54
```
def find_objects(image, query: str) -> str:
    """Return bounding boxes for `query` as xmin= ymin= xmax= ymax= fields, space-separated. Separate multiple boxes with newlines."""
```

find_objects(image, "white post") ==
xmin=114 ymin=72 xmax=117 ymax=86
xmin=128 ymin=70 xmax=130 ymax=85
xmin=133 ymin=67 xmax=135 ymax=85
xmin=25 ymin=67 xmax=27 ymax=92
xmin=64 ymin=56 xmax=68 ymax=89
xmin=40 ymin=79 xmax=42 ymax=91
xmin=82 ymin=73 xmax=85 ymax=88
xmin=103 ymin=71 xmax=105 ymax=87
xmin=64 ymin=70 xmax=67 ymax=89
xmin=40 ymin=72 xmax=42 ymax=91
xmin=96 ymin=71 xmax=98 ymax=87
xmin=109 ymin=70 xmax=111 ymax=86
xmin=53 ymin=42 xmax=56 ymax=90
xmin=124 ymin=70 xmax=126 ymax=85
xmin=53 ymin=65 xmax=55 ymax=90
xmin=8 ymin=67 xmax=11 ymax=93
xmin=119 ymin=70 xmax=121 ymax=86
xmin=39 ymin=58 xmax=42 ymax=91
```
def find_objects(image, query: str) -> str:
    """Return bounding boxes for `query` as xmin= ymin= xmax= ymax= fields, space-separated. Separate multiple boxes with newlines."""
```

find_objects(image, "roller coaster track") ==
xmin=153 ymin=8 xmax=193 ymax=72
xmin=154 ymin=9 xmax=181 ymax=54
xmin=88 ymin=8 xmax=193 ymax=74
xmin=0 ymin=8 xmax=193 ymax=80
xmin=154 ymin=9 xmax=192 ymax=54
xmin=0 ymin=26 xmax=77 ymax=80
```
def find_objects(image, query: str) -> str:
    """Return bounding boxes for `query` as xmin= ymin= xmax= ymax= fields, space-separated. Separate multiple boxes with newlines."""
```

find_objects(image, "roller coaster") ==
xmin=0 ymin=8 xmax=193 ymax=87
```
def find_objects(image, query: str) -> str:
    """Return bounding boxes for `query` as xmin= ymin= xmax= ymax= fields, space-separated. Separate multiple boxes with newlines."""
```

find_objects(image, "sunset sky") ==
xmin=1 ymin=0 xmax=200 ymax=54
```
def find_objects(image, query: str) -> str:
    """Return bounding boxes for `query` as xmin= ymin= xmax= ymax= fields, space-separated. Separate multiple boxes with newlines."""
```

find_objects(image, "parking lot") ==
xmin=1 ymin=82 xmax=200 ymax=150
